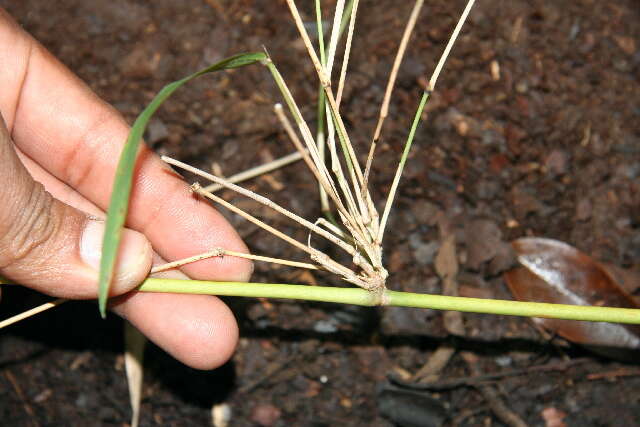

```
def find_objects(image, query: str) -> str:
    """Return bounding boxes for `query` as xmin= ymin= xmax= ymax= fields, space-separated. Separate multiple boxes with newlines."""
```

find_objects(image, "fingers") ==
xmin=113 ymin=290 xmax=239 ymax=370
xmin=0 ymin=115 xmax=153 ymax=299
xmin=0 ymin=11 xmax=252 ymax=283
xmin=18 ymin=150 xmax=238 ymax=369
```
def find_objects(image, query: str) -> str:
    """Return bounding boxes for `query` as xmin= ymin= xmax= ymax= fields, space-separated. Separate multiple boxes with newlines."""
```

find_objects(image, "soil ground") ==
xmin=1 ymin=1 xmax=640 ymax=426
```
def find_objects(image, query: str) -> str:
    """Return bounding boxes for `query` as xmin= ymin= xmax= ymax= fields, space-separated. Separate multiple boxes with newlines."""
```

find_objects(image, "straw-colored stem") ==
xmin=336 ymin=0 xmax=359 ymax=107
xmin=285 ymin=0 xmax=368 ymax=193
xmin=266 ymin=60 xmax=368 ymax=237
xmin=163 ymin=156 xmax=357 ymax=257
xmin=190 ymin=183 xmax=365 ymax=286
xmin=428 ymin=0 xmax=476 ymax=91
xmin=273 ymin=104 xmax=326 ymax=195
xmin=285 ymin=0 xmax=330 ymax=86
xmin=264 ymin=61 xmax=346 ymax=213
xmin=378 ymin=0 xmax=476 ymax=243
xmin=372 ymin=0 xmax=424 ymax=142
xmin=315 ymin=0 xmax=330 ymax=216
xmin=285 ymin=0 xmax=378 ymax=245
xmin=137 ymin=278 xmax=640 ymax=324
xmin=325 ymin=0 xmax=346 ymax=77
xmin=223 ymin=249 xmax=319 ymax=270
xmin=151 ymin=250 xmax=224 ymax=273
xmin=0 ymin=298 xmax=67 ymax=329
xmin=315 ymin=0 xmax=356 ymax=218
xmin=203 ymin=151 xmax=304 ymax=193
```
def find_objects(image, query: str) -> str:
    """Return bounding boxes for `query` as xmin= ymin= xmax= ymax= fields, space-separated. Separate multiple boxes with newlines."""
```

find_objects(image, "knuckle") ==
xmin=0 ymin=180 xmax=59 ymax=269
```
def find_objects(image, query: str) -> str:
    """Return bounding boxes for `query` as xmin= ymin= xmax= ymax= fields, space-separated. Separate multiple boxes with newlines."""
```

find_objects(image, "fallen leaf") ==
xmin=504 ymin=237 xmax=640 ymax=359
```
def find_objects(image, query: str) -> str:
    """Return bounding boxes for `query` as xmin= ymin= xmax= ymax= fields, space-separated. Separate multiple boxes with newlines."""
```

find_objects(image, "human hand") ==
xmin=0 ymin=9 xmax=252 ymax=369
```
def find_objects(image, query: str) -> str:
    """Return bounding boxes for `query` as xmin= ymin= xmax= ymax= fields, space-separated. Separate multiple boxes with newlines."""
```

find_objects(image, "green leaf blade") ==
xmin=98 ymin=52 xmax=267 ymax=317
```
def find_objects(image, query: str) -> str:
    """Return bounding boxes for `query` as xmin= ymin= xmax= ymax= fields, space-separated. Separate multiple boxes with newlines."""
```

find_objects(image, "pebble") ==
xmin=544 ymin=149 xmax=568 ymax=176
xmin=408 ymin=233 xmax=439 ymax=266
xmin=146 ymin=118 xmax=169 ymax=144
xmin=313 ymin=319 xmax=338 ymax=334
xmin=250 ymin=404 xmax=281 ymax=427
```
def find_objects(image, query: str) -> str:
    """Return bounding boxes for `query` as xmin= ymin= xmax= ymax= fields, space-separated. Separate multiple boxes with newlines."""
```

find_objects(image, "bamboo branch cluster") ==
xmin=162 ymin=0 xmax=476 ymax=294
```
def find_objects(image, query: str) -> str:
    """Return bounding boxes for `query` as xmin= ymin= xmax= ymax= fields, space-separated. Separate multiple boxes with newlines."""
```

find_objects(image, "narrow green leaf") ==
xmin=98 ymin=52 xmax=267 ymax=317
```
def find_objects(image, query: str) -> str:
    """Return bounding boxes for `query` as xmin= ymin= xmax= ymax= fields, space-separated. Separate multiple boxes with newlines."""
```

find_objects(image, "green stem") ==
xmin=138 ymin=279 xmax=640 ymax=324
xmin=378 ymin=89 xmax=430 ymax=242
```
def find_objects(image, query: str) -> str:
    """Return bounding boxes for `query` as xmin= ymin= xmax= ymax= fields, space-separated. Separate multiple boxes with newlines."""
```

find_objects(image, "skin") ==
xmin=0 ymin=9 xmax=252 ymax=370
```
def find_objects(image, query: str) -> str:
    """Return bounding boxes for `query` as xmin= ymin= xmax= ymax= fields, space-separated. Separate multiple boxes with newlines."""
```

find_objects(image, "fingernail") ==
xmin=80 ymin=219 xmax=152 ymax=291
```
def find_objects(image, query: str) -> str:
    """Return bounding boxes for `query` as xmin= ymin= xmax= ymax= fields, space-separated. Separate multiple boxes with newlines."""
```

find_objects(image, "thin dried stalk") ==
xmin=0 ymin=298 xmax=66 ymax=329
xmin=264 ymin=59 xmax=348 ymax=218
xmin=222 ymin=250 xmax=320 ymax=270
xmin=151 ymin=249 xmax=226 ymax=273
xmin=314 ymin=0 xmax=329 ymax=217
xmin=377 ymin=0 xmax=476 ymax=243
xmin=325 ymin=0 xmax=346 ymax=76
xmin=285 ymin=0 xmax=382 ymax=270
xmin=273 ymin=104 xmax=327 ymax=195
xmin=428 ymin=0 xmax=476 ymax=92
xmin=162 ymin=156 xmax=358 ymax=257
xmin=190 ymin=182 xmax=371 ymax=289
xmin=372 ymin=0 xmax=425 ymax=143
xmin=266 ymin=58 xmax=379 ymax=262
xmin=335 ymin=0 xmax=359 ymax=107
xmin=203 ymin=151 xmax=304 ymax=193
xmin=285 ymin=0 xmax=371 ymax=204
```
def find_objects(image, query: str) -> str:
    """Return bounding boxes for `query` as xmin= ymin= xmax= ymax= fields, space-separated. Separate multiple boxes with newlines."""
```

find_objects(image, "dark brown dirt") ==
xmin=1 ymin=1 xmax=639 ymax=426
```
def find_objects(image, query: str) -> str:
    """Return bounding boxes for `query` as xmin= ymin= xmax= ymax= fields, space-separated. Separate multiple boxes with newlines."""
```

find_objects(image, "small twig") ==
xmin=4 ymin=370 xmax=38 ymax=427
xmin=377 ymin=0 xmax=476 ymax=243
xmin=203 ymin=151 xmax=304 ymax=193
xmin=0 ymin=298 xmax=67 ymax=329
xmin=239 ymin=352 xmax=298 ymax=394
xmin=587 ymin=367 xmax=640 ymax=381
xmin=462 ymin=353 xmax=528 ymax=427
xmin=189 ymin=182 xmax=368 ymax=288
xmin=428 ymin=0 xmax=476 ymax=92
xmin=325 ymin=0 xmax=346 ymax=78
xmin=151 ymin=249 xmax=225 ymax=273
xmin=335 ymin=0 xmax=359 ymax=107
xmin=222 ymin=249 xmax=320 ymax=271
xmin=412 ymin=346 xmax=456 ymax=383
xmin=163 ymin=156 xmax=358 ymax=257
xmin=273 ymin=104 xmax=331 ymax=203
xmin=393 ymin=358 xmax=589 ymax=391
xmin=372 ymin=0 xmax=424 ymax=142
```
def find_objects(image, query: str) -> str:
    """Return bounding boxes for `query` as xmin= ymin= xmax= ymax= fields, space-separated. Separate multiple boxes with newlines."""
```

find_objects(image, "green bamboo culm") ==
xmin=98 ymin=52 xmax=267 ymax=318
xmin=138 ymin=279 xmax=640 ymax=325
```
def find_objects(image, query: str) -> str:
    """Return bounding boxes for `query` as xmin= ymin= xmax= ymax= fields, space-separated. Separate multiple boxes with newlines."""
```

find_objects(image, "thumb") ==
xmin=0 ymin=113 xmax=152 ymax=299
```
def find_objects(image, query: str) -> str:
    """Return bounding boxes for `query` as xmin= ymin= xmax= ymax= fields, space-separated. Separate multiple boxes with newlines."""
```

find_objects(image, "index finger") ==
xmin=0 ymin=10 xmax=252 ymax=282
